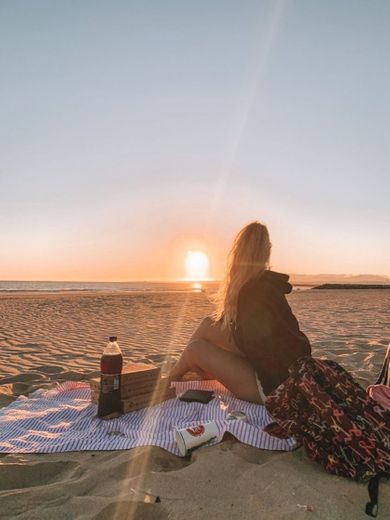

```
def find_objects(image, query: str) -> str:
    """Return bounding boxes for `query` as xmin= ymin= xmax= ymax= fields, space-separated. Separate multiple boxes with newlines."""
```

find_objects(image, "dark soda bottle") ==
xmin=97 ymin=336 xmax=123 ymax=418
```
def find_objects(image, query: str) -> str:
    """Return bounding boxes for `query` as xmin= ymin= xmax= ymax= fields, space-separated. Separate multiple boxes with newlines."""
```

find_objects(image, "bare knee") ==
xmin=189 ymin=316 xmax=214 ymax=343
xmin=198 ymin=316 xmax=214 ymax=332
xmin=186 ymin=339 xmax=214 ymax=369
xmin=186 ymin=338 xmax=206 ymax=358
xmin=202 ymin=316 xmax=213 ymax=326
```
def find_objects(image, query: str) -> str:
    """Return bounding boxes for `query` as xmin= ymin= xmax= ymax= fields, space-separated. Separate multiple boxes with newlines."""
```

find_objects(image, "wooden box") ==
xmin=121 ymin=385 xmax=177 ymax=413
xmin=90 ymin=362 xmax=161 ymax=402
xmin=90 ymin=362 xmax=176 ymax=412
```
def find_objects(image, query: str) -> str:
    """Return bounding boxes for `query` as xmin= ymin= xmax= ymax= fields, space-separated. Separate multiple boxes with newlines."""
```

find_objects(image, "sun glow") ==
xmin=185 ymin=250 xmax=209 ymax=281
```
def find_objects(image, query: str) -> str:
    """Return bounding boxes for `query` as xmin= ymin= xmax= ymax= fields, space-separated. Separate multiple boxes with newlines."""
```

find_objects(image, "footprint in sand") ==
xmin=104 ymin=449 xmax=191 ymax=482
xmin=12 ymin=381 xmax=55 ymax=396
xmin=32 ymin=365 xmax=66 ymax=375
xmin=52 ymin=371 xmax=87 ymax=381
xmin=93 ymin=501 xmax=169 ymax=520
xmin=12 ymin=382 xmax=34 ymax=396
xmin=0 ymin=373 xmax=47 ymax=385
xmin=16 ymin=343 xmax=44 ymax=350
xmin=0 ymin=460 xmax=81 ymax=491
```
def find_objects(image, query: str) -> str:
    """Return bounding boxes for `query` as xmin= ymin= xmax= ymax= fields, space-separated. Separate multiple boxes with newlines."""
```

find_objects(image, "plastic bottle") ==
xmin=97 ymin=336 xmax=123 ymax=418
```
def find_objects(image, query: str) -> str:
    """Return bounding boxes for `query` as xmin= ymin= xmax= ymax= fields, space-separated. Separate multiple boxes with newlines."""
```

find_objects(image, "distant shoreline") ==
xmin=312 ymin=284 xmax=390 ymax=290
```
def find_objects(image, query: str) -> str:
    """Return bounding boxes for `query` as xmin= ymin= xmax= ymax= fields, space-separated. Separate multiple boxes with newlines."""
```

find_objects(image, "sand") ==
xmin=0 ymin=288 xmax=389 ymax=519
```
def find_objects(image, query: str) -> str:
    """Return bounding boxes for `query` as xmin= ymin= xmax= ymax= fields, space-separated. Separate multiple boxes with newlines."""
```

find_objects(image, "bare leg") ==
xmin=169 ymin=338 xmax=262 ymax=404
xmin=189 ymin=316 xmax=244 ymax=356
xmin=168 ymin=316 xmax=238 ymax=381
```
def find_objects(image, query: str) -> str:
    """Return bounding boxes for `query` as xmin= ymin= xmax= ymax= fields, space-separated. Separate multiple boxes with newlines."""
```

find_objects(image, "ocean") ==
xmin=0 ymin=280 xmax=311 ymax=293
xmin=0 ymin=280 xmax=218 ymax=293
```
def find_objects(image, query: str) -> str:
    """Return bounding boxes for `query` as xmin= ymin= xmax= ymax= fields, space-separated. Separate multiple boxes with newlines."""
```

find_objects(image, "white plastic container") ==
xmin=175 ymin=421 xmax=219 ymax=456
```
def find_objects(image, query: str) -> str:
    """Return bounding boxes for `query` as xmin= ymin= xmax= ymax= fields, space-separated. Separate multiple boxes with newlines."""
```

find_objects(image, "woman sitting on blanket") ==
xmin=168 ymin=221 xmax=312 ymax=404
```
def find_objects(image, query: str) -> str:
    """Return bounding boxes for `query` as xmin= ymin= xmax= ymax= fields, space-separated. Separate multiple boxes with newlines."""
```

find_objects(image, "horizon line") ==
xmin=0 ymin=272 xmax=389 ymax=284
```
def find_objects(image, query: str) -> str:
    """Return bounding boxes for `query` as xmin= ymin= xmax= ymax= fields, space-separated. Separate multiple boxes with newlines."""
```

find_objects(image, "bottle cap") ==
xmin=109 ymin=336 xmax=117 ymax=342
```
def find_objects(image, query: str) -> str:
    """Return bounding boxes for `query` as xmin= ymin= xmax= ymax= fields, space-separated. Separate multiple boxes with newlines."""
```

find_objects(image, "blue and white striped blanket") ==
xmin=0 ymin=380 xmax=296 ymax=455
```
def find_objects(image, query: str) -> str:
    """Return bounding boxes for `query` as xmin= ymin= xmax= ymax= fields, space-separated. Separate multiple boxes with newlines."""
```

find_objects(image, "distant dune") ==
xmin=313 ymin=283 xmax=390 ymax=290
xmin=290 ymin=273 xmax=390 ymax=286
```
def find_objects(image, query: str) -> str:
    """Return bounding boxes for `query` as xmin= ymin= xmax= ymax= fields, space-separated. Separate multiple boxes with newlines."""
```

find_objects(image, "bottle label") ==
xmin=101 ymin=374 xmax=120 ymax=394
xmin=113 ymin=375 xmax=120 ymax=391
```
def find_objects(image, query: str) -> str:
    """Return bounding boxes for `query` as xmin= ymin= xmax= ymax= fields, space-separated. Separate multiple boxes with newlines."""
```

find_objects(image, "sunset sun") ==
xmin=185 ymin=250 xmax=209 ymax=281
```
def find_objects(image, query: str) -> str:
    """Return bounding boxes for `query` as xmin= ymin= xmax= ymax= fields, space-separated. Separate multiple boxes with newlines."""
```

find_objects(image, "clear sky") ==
xmin=1 ymin=1 xmax=389 ymax=281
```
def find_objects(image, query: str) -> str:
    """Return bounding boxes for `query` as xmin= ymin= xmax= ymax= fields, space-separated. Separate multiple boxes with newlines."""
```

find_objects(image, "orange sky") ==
xmin=1 ymin=212 xmax=389 ymax=281
xmin=1 ymin=3 xmax=389 ymax=281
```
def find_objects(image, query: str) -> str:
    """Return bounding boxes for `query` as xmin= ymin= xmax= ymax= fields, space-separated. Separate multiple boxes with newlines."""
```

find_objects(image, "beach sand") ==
xmin=0 ymin=289 xmax=389 ymax=519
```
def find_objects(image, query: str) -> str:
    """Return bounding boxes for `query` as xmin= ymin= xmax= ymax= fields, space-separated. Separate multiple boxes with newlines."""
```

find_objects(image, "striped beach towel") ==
xmin=0 ymin=379 xmax=296 ymax=455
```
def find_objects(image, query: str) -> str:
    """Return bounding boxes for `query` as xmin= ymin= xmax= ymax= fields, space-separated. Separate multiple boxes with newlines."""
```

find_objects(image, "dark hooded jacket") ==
xmin=232 ymin=270 xmax=311 ymax=395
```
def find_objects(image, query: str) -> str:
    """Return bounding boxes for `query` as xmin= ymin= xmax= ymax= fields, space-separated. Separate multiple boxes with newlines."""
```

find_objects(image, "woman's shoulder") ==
xmin=241 ymin=270 xmax=293 ymax=296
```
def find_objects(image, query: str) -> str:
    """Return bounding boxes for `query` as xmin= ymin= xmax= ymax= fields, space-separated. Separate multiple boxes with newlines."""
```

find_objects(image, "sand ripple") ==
xmin=0 ymin=289 xmax=389 ymax=398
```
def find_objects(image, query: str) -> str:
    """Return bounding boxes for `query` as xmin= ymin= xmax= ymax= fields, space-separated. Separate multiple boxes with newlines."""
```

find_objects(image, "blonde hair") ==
xmin=212 ymin=221 xmax=271 ymax=328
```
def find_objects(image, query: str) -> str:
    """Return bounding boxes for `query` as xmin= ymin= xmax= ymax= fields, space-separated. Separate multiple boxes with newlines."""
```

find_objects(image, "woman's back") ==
xmin=233 ymin=270 xmax=311 ymax=395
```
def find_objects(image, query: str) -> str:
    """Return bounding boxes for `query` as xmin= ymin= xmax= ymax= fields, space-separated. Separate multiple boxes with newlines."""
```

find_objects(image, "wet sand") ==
xmin=0 ymin=289 xmax=389 ymax=519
